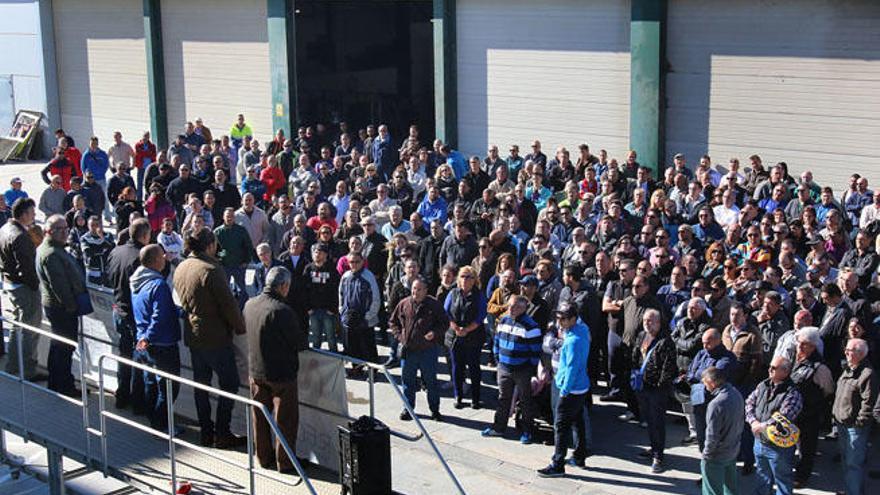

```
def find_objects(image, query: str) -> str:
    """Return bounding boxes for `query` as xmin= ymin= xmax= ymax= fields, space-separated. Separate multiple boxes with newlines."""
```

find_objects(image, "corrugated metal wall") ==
xmin=161 ymin=0 xmax=272 ymax=145
xmin=666 ymin=0 xmax=880 ymax=189
xmin=456 ymin=0 xmax=631 ymax=159
xmin=53 ymin=0 xmax=149 ymax=147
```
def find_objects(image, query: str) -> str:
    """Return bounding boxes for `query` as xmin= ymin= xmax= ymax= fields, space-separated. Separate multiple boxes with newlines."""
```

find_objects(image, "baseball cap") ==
xmin=555 ymin=304 xmax=578 ymax=319
xmin=10 ymin=177 xmax=21 ymax=184
xmin=673 ymin=153 xmax=685 ymax=160
xmin=519 ymin=275 xmax=538 ymax=286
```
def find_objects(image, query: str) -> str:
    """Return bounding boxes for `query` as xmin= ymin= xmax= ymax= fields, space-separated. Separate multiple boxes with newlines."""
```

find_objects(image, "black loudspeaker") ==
xmin=338 ymin=416 xmax=392 ymax=495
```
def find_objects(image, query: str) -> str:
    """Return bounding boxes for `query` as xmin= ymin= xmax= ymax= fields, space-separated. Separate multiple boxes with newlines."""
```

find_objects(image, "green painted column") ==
xmin=268 ymin=0 xmax=297 ymax=138
xmin=433 ymin=0 xmax=456 ymax=147
xmin=630 ymin=0 xmax=666 ymax=178
xmin=143 ymin=0 xmax=168 ymax=148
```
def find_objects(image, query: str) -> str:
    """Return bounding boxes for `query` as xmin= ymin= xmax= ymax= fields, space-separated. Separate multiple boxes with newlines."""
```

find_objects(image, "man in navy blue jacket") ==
xmin=131 ymin=244 xmax=182 ymax=432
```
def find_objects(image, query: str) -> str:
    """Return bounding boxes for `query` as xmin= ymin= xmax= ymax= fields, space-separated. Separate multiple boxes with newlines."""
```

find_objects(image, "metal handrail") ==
xmin=308 ymin=348 xmax=466 ymax=495
xmin=0 ymin=315 xmax=91 ymax=458
xmin=96 ymin=353 xmax=317 ymax=495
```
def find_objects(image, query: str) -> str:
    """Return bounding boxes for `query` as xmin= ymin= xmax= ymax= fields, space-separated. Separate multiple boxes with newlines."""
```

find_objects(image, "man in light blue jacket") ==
xmin=538 ymin=304 xmax=590 ymax=477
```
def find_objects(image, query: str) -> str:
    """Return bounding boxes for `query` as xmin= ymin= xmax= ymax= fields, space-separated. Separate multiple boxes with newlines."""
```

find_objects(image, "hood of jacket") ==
xmin=130 ymin=265 xmax=164 ymax=294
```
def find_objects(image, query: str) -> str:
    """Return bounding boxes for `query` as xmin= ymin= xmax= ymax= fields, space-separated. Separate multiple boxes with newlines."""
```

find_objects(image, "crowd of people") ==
xmin=0 ymin=114 xmax=878 ymax=494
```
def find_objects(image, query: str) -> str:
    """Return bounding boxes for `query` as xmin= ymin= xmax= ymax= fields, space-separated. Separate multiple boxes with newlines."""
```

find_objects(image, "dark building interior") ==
xmin=295 ymin=0 xmax=434 ymax=141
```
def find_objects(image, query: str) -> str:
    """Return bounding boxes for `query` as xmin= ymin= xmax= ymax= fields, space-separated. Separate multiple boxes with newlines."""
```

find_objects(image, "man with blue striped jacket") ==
xmin=481 ymin=294 xmax=543 ymax=444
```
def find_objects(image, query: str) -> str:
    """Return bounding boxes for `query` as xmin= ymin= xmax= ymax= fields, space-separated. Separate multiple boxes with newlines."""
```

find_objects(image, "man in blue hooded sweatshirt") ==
xmin=131 ymin=244 xmax=182 ymax=432
xmin=538 ymin=303 xmax=590 ymax=477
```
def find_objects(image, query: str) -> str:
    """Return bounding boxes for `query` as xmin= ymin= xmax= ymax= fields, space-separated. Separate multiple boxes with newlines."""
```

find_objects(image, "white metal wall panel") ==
xmin=53 ymin=0 xmax=148 ymax=147
xmin=162 ymin=0 xmax=272 ymax=144
xmin=457 ymin=0 xmax=631 ymax=159
xmin=667 ymin=0 xmax=880 ymax=189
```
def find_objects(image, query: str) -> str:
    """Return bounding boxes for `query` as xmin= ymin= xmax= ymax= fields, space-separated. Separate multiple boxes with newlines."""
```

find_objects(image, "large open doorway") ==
xmin=295 ymin=0 xmax=434 ymax=140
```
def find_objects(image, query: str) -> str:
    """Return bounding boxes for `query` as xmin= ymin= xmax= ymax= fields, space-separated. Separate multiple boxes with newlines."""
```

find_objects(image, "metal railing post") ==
xmin=380 ymin=367 xmax=466 ymax=495
xmin=166 ymin=378 xmax=177 ymax=495
xmin=98 ymin=366 xmax=108 ymax=476
xmin=368 ymin=367 xmax=375 ymax=419
xmin=245 ymin=405 xmax=255 ymax=495
xmin=79 ymin=344 xmax=90 ymax=460
xmin=16 ymin=326 xmax=25 ymax=431
xmin=47 ymin=445 xmax=65 ymax=495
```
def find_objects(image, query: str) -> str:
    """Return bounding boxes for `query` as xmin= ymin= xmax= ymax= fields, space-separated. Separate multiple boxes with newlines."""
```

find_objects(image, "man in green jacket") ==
xmin=36 ymin=214 xmax=87 ymax=396
xmin=214 ymin=207 xmax=255 ymax=307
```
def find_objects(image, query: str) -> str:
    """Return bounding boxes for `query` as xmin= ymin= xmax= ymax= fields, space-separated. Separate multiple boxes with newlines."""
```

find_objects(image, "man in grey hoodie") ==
xmin=701 ymin=366 xmax=744 ymax=495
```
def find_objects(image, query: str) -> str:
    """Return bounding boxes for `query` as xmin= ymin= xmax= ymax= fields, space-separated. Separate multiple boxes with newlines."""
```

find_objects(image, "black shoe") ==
xmin=214 ymin=434 xmax=247 ymax=450
xmin=400 ymin=410 xmax=412 ymax=421
xmin=537 ymin=463 xmax=565 ymax=478
xmin=793 ymin=478 xmax=807 ymax=489
xmin=681 ymin=435 xmax=697 ymax=446
xmin=62 ymin=387 xmax=82 ymax=399
xmin=114 ymin=396 xmax=130 ymax=410
xmin=454 ymin=399 xmax=465 ymax=410
xmin=200 ymin=433 xmax=215 ymax=448
xmin=27 ymin=373 xmax=49 ymax=383
xmin=740 ymin=463 xmax=754 ymax=476
xmin=566 ymin=457 xmax=586 ymax=469
xmin=471 ymin=401 xmax=481 ymax=410
xmin=431 ymin=411 xmax=443 ymax=422
xmin=637 ymin=448 xmax=653 ymax=458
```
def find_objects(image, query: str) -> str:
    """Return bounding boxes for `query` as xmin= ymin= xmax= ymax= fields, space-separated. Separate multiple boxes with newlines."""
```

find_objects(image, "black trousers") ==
xmin=552 ymin=392 xmax=588 ymax=466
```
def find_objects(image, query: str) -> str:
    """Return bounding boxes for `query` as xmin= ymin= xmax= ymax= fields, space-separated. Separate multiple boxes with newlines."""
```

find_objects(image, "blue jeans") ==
xmin=400 ymin=346 xmax=440 ymax=413
xmin=550 ymin=380 xmax=593 ymax=450
xmin=44 ymin=306 xmax=78 ymax=394
xmin=95 ymin=178 xmax=113 ymax=221
xmin=308 ymin=310 xmax=338 ymax=351
xmin=837 ymin=424 xmax=870 ymax=495
xmin=190 ymin=345 xmax=240 ymax=437
xmin=753 ymin=441 xmax=794 ymax=495
xmin=223 ymin=266 xmax=248 ymax=309
xmin=135 ymin=345 xmax=181 ymax=430
xmin=637 ymin=385 xmax=670 ymax=460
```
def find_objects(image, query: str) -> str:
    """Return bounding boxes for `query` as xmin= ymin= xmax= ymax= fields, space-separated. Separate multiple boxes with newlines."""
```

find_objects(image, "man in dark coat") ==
xmin=244 ymin=266 xmax=308 ymax=474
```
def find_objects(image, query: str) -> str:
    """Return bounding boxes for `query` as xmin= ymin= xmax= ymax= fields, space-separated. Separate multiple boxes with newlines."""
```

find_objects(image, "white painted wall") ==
xmin=456 ymin=0 xmax=631 ymax=160
xmin=53 ymin=0 xmax=149 ymax=149
xmin=0 ymin=0 xmax=49 ymax=152
xmin=666 ymin=0 xmax=880 ymax=190
xmin=161 ymin=0 xmax=272 ymax=145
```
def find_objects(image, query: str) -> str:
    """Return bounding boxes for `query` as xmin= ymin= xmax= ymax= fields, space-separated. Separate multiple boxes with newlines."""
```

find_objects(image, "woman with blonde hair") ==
xmin=649 ymin=189 xmax=667 ymax=211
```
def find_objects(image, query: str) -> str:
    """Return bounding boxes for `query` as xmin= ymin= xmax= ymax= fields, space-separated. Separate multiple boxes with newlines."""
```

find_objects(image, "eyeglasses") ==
xmin=633 ymin=283 xmax=647 ymax=288
xmin=656 ymin=234 xmax=669 ymax=239
xmin=460 ymin=275 xmax=474 ymax=280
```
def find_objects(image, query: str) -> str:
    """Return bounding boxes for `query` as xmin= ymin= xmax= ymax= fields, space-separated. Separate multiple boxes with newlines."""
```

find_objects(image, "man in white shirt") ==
xmin=713 ymin=189 xmax=741 ymax=228
xmin=858 ymin=188 xmax=880 ymax=229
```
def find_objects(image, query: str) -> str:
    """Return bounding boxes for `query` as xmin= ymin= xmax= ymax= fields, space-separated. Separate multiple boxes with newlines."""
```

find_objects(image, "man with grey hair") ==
xmin=685 ymin=328 xmax=736 ymax=452
xmin=701 ymin=366 xmax=744 ymax=495
xmin=244 ymin=266 xmax=308 ymax=474
xmin=745 ymin=354 xmax=802 ymax=495
xmin=790 ymin=326 xmax=833 ymax=488
xmin=832 ymin=338 xmax=877 ymax=495
xmin=36 ymin=214 xmax=88 ymax=396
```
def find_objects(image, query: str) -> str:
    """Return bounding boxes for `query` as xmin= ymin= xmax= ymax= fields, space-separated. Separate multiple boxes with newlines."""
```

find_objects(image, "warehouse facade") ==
xmin=1 ymin=0 xmax=878 ymax=188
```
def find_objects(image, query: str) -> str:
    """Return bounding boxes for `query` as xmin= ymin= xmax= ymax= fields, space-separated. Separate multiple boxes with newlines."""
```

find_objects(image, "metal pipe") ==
xmin=166 ymin=378 xmax=176 ymax=495
xmin=380 ymin=367 xmax=466 ymax=495
xmin=245 ymin=404 xmax=254 ymax=495
xmin=16 ymin=325 xmax=25 ymax=434
xmin=98 ymin=365 xmax=108 ymax=476
xmin=368 ymin=367 xmax=375 ymax=419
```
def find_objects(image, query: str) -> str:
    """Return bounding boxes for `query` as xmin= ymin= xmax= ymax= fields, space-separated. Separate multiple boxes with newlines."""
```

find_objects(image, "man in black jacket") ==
xmin=418 ymin=220 xmax=446 ymax=292
xmin=106 ymin=218 xmax=152 ymax=411
xmin=304 ymin=244 xmax=340 ymax=352
xmin=244 ymin=266 xmax=308 ymax=474
xmin=439 ymin=220 xmax=479 ymax=268
xmin=0 ymin=198 xmax=44 ymax=379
